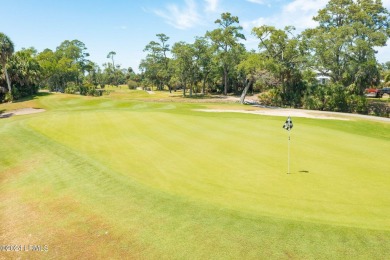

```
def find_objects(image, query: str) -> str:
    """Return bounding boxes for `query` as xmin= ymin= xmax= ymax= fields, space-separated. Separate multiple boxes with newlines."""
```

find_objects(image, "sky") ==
xmin=2 ymin=0 xmax=389 ymax=72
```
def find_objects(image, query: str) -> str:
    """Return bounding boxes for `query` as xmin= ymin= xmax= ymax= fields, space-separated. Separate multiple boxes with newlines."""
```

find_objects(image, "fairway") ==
xmin=1 ymin=92 xmax=390 ymax=259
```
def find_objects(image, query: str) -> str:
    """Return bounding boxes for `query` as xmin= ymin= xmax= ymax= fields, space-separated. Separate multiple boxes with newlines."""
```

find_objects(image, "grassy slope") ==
xmin=1 ymin=91 xmax=390 ymax=259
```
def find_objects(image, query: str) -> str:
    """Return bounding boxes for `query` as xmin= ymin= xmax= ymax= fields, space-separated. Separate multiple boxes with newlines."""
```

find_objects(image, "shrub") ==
xmin=303 ymin=95 xmax=324 ymax=110
xmin=368 ymin=102 xmax=389 ymax=117
xmin=258 ymin=89 xmax=283 ymax=107
xmin=127 ymin=80 xmax=138 ymax=90
xmin=347 ymin=95 xmax=368 ymax=114
xmin=324 ymin=84 xmax=348 ymax=112
xmin=302 ymin=84 xmax=328 ymax=110
xmin=11 ymin=86 xmax=21 ymax=100
xmin=4 ymin=92 xmax=13 ymax=102
xmin=65 ymin=82 xmax=78 ymax=94
xmin=79 ymin=84 xmax=104 ymax=97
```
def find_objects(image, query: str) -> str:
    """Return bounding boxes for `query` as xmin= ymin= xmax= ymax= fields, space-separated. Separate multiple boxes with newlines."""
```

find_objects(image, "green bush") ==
xmin=258 ymin=89 xmax=283 ymax=107
xmin=11 ymin=87 xmax=21 ymax=100
xmin=368 ymin=102 xmax=389 ymax=117
xmin=79 ymin=84 xmax=104 ymax=97
xmin=324 ymin=84 xmax=348 ymax=112
xmin=303 ymin=83 xmax=370 ymax=114
xmin=4 ymin=92 xmax=13 ymax=102
xmin=65 ymin=82 xmax=78 ymax=94
xmin=303 ymin=95 xmax=324 ymax=110
xmin=347 ymin=95 xmax=368 ymax=114
xmin=127 ymin=80 xmax=138 ymax=90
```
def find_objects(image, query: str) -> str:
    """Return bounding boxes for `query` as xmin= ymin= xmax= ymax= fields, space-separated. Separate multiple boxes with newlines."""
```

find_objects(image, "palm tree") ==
xmin=0 ymin=32 xmax=14 ymax=98
xmin=107 ymin=51 xmax=116 ymax=70
xmin=107 ymin=51 xmax=116 ymax=85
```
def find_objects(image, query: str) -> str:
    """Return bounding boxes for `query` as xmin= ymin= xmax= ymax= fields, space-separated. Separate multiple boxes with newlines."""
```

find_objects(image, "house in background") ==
xmin=313 ymin=70 xmax=331 ymax=85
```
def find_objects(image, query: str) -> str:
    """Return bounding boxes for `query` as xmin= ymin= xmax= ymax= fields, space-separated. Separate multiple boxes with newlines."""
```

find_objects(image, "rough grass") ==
xmin=1 ymin=91 xmax=390 ymax=259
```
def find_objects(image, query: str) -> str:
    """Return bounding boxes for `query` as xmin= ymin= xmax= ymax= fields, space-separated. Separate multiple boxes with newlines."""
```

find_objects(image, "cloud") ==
xmin=246 ymin=0 xmax=266 ymax=4
xmin=242 ymin=17 xmax=266 ymax=31
xmin=278 ymin=0 xmax=328 ymax=30
xmin=376 ymin=39 xmax=390 ymax=64
xmin=204 ymin=0 xmax=219 ymax=12
xmin=241 ymin=0 xmax=327 ymax=52
xmin=153 ymin=0 xmax=201 ymax=30
xmin=243 ymin=0 xmax=328 ymax=32
xmin=283 ymin=0 xmax=327 ymax=14
xmin=383 ymin=0 xmax=390 ymax=9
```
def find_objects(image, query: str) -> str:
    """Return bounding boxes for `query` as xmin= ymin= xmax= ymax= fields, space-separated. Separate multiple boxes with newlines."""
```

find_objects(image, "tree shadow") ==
xmin=12 ymin=91 xmax=52 ymax=103
xmin=0 ymin=111 xmax=14 ymax=118
xmin=287 ymin=170 xmax=310 ymax=174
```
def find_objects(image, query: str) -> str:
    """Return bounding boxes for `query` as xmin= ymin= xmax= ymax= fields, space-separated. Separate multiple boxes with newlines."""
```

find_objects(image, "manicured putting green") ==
xmin=1 ymin=92 xmax=389 ymax=259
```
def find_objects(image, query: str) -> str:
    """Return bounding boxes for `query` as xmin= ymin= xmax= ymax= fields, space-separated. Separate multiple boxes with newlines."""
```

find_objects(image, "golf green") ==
xmin=1 ymin=92 xmax=389 ymax=259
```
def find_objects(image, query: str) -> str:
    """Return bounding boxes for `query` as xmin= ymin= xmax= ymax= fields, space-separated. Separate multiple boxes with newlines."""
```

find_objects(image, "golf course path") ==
xmin=196 ymin=108 xmax=390 ymax=122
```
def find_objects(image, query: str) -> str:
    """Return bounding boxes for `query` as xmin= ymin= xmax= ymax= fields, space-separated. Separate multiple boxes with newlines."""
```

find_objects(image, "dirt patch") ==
xmin=0 ymin=191 xmax=142 ymax=259
xmin=0 ymin=108 xmax=45 ymax=118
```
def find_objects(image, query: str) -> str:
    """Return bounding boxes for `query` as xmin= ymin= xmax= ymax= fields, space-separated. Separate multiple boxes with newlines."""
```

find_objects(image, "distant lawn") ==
xmin=1 ymin=92 xmax=389 ymax=259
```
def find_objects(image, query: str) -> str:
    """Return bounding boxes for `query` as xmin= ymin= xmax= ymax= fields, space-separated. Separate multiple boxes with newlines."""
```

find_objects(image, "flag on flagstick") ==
xmin=283 ymin=116 xmax=293 ymax=131
xmin=282 ymin=116 xmax=293 ymax=174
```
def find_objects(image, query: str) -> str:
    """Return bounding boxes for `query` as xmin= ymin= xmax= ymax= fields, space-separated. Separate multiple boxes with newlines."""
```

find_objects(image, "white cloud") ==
xmin=204 ymin=0 xmax=219 ymax=12
xmin=241 ymin=0 xmax=327 ymax=52
xmin=246 ymin=0 xmax=266 ymax=4
xmin=153 ymin=0 xmax=201 ymax=30
xmin=242 ymin=17 xmax=266 ymax=31
xmin=376 ymin=39 xmax=390 ymax=64
xmin=283 ymin=0 xmax=326 ymax=13
xmin=243 ymin=0 xmax=327 ymax=32
xmin=383 ymin=0 xmax=390 ymax=9
xmin=278 ymin=0 xmax=327 ymax=30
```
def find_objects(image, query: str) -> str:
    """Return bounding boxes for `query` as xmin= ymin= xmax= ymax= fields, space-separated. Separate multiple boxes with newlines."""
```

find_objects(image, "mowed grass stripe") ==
xmin=1 ymin=93 xmax=390 ymax=258
xmin=24 ymin=105 xmax=390 ymax=230
xmin=2 ymin=118 xmax=390 ymax=259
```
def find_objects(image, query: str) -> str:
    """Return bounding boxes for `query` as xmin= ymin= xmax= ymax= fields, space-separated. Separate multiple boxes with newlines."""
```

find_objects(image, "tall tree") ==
xmin=56 ymin=40 xmax=90 ymax=75
xmin=206 ymin=13 xmax=246 ymax=95
xmin=303 ymin=0 xmax=390 ymax=94
xmin=237 ymin=52 xmax=279 ymax=104
xmin=107 ymin=51 xmax=116 ymax=69
xmin=193 ymin=37 xmax=214 ymax=95
xmin=84 ymin=61 xmax=100 ymax=86
xmin=36 ymin=49 xmax=57 ymax=88
xmin=252 ymin=25 xmax=306 ymax=106
xmin=0 ymin=32 xmax=15 ymax=99
xmin=8 ymin=48 xmax=42 ymax=89
xmin=171 ymin=41 xmax=197 ymax=97
xmin=37 ymin=40 xmax=90 ymax=92
xmin=142 ymin=33 xmax=172 ymax=92
xmin=107 ymin=51 xmax=117 ymax=86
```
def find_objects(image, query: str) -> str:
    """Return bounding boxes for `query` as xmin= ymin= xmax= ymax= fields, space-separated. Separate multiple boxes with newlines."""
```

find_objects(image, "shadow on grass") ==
xmin=183 ymin=94 xmax=217 ymax=99
xmin=0 ymin=109 xmax=13 ymax=118
xmin=287 ymin=170 xmax=310 ymax=174
xmin=183 ymin=94 xmax=240 ymax=99
xmin=0 ymin=112 xmax=13 ymax=118
xmin=12 ymin=91 xmax=52 ymax=104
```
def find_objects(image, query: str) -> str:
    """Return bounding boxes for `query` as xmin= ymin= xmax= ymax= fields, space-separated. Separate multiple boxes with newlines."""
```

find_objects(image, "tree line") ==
xmin=0 ymin=38 xmax=138 ymax=101
xmin=1 ymin=0 xmax=389 ymax=116
xmin=140 ymin=0 xmax=390 ymax=113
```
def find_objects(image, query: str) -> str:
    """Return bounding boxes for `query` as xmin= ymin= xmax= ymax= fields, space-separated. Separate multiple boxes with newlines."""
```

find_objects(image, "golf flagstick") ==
xmin=288 ymin=129 xmax=290 ymax=174
xmin=283 ymin=116 xmax=293 ymax=174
